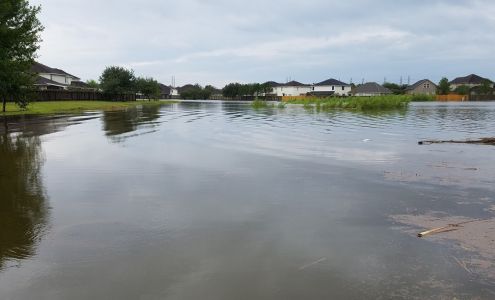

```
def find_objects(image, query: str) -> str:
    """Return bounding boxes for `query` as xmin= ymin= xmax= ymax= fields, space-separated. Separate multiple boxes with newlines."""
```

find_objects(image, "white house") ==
xmin=158 ymin=83 xmax=180 ymax=99
xmin=271 ymin=81 xmax=311 ymax=96
xmin=32 ymin=62 xmax=81 ymax=90
xmin=311 ymin=78 xmax=351 ymax=96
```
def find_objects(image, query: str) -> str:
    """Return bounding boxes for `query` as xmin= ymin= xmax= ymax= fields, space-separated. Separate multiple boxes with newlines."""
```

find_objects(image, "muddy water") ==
xmin=1 ymin=102 xmax=494 ymax=299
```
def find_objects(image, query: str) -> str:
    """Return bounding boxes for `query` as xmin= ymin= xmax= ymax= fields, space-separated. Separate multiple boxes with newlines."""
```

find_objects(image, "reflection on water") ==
xmin=0 ymin=101 xmax=494 ymax=299
xmin=0 ymin=133 xmax=48 ymax=269
xmin=102 ymin=104 xmax=162 ymax=142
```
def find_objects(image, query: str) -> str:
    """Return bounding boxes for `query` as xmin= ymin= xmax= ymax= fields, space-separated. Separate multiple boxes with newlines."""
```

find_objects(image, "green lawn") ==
xmin=1 ymin=100 xmax=177 ymax=116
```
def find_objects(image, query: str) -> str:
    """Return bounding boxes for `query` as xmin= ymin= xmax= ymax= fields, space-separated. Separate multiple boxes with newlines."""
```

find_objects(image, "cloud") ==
xmin=31 ymin=0 xmax=495 ymax=86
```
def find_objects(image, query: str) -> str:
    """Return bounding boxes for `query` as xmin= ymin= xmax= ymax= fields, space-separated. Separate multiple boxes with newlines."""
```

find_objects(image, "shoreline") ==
xmin=0 ymin=100 xmax=178 ymax=117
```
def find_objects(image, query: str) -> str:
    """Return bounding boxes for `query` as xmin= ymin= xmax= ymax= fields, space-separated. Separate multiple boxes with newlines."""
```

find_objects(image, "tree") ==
xmin=86 ymin=79 xmax=100 ymax=90
xmin=437 ymin=78 xmax=451 ymax=95
xmin=383 ymin=82 xmax=407 ymax=95
xmin=180 ymin=84 xmax=212 ymax=100
xmin=0 ymin=0 xmax=44 ymax=112
xmin=99 ymin=66 xmax=136 ymax=95
xmin=478 ymin=79 xmax=493 ymax=95
xmin=454 ymin=85 xmax=470 ymax=95
xmin=222 ymin=83 xmax=241 ymax=98
xmin=135 ymin=77 xmax=160 ymax=100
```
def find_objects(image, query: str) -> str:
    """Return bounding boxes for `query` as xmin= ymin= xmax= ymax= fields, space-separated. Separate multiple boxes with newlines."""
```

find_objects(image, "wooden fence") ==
xmin=28 ymin=90 xmax=136 ymax=102
xmin=436 ymin=94 xmax=468 ymax=102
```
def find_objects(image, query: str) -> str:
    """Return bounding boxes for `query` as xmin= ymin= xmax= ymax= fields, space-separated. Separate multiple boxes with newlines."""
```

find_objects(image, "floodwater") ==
xmin=1 ymin=101 xmax=494 ymax=299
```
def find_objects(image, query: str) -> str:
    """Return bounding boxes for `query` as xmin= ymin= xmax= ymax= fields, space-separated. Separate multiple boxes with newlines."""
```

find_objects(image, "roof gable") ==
xmin=315 ymin=78 xmax=349 ymax=86
xmin=31 ymin=62 xmax=80 ymax=80
xmin=284 ymin=80 xmax=309 ymax=87
xmin=450 ymin=74 xmax=492 ymax=85
xmin=354 ymin=82 xmax=392 ymax=94
xmin=406 ymin=79 xmax=437 ymax=90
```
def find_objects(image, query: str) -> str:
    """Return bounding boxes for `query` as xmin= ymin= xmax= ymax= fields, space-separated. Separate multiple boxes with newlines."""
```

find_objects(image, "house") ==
xmin=450 ymin=74 xmax=493 ymax=90
xmin=353 ymin=82 xmax=392 ymax=96
xmin=31 ymin=62 xmax=85 ymax=90
xmin=311 ymin=78 xmax=351 ymax=96
xmin=405 ymin=79 xmax=437 ymax=95
xmin=271 ymin=81 xmax=311 ymax=97
xmin=158 ymin=83 xmax=179 ymax=99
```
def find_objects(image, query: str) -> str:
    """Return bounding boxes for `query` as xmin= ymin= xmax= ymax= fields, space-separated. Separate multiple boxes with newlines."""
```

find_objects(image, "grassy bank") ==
xmin=0 ymin=100 xmax=177 ymax=116
xmin=284 ymin=95 xmax=411 ymax=110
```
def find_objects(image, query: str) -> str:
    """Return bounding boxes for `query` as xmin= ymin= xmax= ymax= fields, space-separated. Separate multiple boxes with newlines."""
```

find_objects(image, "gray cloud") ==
xmin=32 ymin=0 xmax=495 ymax=86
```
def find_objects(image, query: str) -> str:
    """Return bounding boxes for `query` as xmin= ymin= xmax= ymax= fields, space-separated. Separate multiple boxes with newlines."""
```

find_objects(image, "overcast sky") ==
xmin=31 ymin=0 xmax=495 ymax=87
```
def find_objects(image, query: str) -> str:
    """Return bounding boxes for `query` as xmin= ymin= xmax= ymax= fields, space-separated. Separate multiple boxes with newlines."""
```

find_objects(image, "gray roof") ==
xmin=354 ymin=82 xmax=392 ymax=94
xmin=31 ymin=62 xmax=80 ymax=80
xmin=263 ymin=81 xmax=282 ymax=87
xmin=315 ymin=78 xmax=349 ymax=86
xmin=34 ymin=76 xmax=67 ymax=87
xmin=158 ymin=83 xmax=171 ymax=94
xmin=450 ymin=74 xmax=492 ymax=85
xmin=283 ymin=80 xmax=309 ymax=87
xmin=406 ymin=79 xmax=437 ymax=91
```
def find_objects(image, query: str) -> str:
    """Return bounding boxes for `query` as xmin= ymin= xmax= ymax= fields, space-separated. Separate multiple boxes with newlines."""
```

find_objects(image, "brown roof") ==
xmin=31 ymin=62 xmax=80 ymax=80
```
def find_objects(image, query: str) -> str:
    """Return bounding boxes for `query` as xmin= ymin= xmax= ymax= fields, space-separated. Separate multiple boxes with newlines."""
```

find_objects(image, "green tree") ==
xmin=180 ymin=84 xmax=211 ymax=100
xmin=478 ymin=79 xmax=493 ymax=95
xmin=383 ymin=82 xmax=407 ymax=95
xmin=454 ymin=85 xmax=470 ymax=95
xmin=0 ymin=0 xmax=44 ymax=112
xmin=86 ymin=79 xmax=100 ymax=90
xmin=99 ymin=66 xmax=136 ymax=95
xmin=437 ymin=78 xmax=451 ymax=95
xmin=135 ymin=77 xmax=160 ymax=100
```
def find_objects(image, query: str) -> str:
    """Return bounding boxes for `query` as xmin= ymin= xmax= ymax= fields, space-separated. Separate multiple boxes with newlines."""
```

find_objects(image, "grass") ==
xmin=410 ymin=94 xmax=436 ymax=102
xmin=284 ymin=95 xmax=411 ymax=110
xmin=0 ymin=100 xmax=177 ymax=116
xmin=251 ymin=99 xmax=270 ymax=109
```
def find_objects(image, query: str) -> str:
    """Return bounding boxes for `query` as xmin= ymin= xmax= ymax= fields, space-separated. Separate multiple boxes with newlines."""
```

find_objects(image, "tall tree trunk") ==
xmin=2 ymin=97 xmax=6 ymax=113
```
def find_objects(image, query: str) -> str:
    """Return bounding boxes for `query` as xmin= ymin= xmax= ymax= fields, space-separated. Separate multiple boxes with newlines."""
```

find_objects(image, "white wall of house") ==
xmin=312 ymin=85 xmax=351 ymax=96
xmin=170 ymin=87 xmax=179 ymax=96
xmin=272 ymin=85 xmax=311 ymax=96
xmin=355 ymin=92 xmax=387 ymax=97
xmin=39 ymin=73 xmax=75 ymax=86
xmin=450 ymin=83 xmax=493 ymax=90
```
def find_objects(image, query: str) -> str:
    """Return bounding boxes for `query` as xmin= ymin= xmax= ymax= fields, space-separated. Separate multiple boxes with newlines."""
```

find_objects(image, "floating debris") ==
xmin=418 ymin=138 xmax=495 ymax=146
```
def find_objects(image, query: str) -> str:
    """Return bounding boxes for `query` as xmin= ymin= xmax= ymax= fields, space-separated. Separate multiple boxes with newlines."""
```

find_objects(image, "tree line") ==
xmin=222 ymin=83 xmax=273 ymax=98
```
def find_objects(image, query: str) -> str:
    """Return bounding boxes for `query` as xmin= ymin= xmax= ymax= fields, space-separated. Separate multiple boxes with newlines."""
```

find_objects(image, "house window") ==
xmin=342 ymin=86 xmax=345 ymax=91
xmin=332 ymin=86 xmax=335 ymax=91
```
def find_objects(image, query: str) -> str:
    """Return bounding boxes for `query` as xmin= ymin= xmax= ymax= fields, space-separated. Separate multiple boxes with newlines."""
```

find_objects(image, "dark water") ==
xmin=1 ymin=101 xmax=494 ymax=299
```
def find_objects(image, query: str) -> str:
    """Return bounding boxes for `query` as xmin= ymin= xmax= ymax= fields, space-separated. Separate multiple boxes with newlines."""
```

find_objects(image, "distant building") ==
xmin=271 ymin=81 xmax=311 ymax=97
xmin=450 ymin=74 xmax=493 ymax=90
xmin=158 ymin=83 xmax=179 ymax=99
xmin=405 ymin=79 xmax=437 ymax=95
xmin=31 ymin=62 xmax=90 ymax=90
xmin=311 ymin=78 xmax=351 ymax=96
xmin=353 ymin=82 xmax=392 ymax=96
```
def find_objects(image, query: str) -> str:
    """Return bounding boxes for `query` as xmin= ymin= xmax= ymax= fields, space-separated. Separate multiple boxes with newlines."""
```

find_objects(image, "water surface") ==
xmin=1 ymin=101 xmax=495 ymax=299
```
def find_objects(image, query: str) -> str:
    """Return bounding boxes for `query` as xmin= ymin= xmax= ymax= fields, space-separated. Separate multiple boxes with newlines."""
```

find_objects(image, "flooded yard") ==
xmin=1 ymin=101 xmax=495 ymax=299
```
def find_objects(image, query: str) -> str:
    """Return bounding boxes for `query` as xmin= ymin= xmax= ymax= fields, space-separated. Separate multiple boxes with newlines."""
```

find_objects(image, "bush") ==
xmin=411 ymin=94 xmax=435 ymax=102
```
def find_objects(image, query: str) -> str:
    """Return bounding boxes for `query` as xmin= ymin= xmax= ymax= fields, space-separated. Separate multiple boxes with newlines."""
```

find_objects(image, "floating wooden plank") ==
xmin=418 ymin=138 xmax=495 ymax=146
